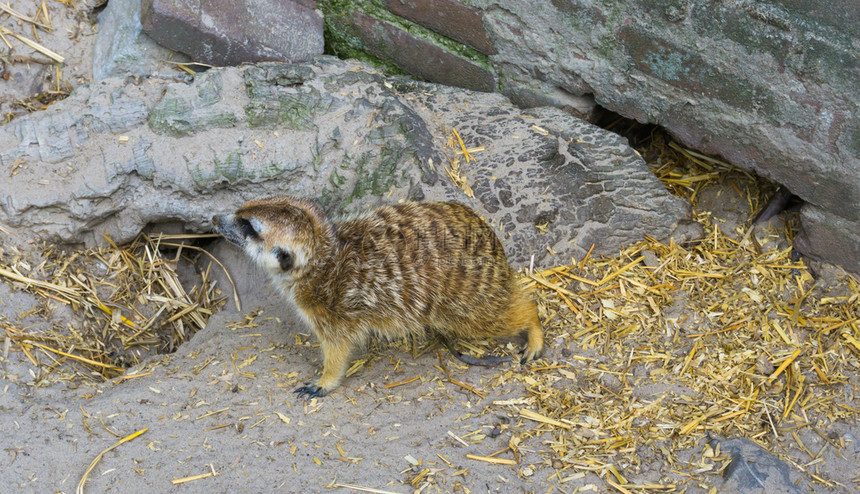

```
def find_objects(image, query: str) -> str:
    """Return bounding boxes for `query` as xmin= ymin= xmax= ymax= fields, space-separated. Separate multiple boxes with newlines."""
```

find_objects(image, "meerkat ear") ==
xmin=275 ymin=248 xmax=294 ymax=271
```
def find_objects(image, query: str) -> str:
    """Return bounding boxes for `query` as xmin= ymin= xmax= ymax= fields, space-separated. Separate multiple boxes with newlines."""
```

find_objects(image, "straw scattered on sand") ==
xmin=0 ymin=122 xmax=857 ymax=492
xmin=1 ymin=233 xmax=228 ymax=381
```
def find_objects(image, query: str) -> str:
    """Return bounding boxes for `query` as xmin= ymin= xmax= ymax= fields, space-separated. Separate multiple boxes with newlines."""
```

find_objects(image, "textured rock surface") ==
xmin=0 ymin=58 xmax=690 ymax=267
xmin=140 ymin=0 xmax=324 ymax=66
xmin=92 ymin=0 xmax=189 ymax=81
xmin=795 ymin=205 xmax=860 ymax=270
xmin=317 ymin=0 xmax=597 ymax=115
xmin=469 ymin=0 xmax=860 ymax=273
xmin=320 ymin=0 xmax=860 ymax=273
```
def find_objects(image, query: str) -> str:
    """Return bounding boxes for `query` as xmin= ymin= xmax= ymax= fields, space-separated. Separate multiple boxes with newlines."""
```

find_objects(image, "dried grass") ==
xmin=485 ymin=126 xmax=859 ymax=489
xmin=77 ymin=428 xmax=147 ymax=494
xmin=1 ymin=233 xmax=228 ymax=381
xmin=1 ymin=0 xmax=72 ymax=118
xmin=0 ymin=120 xmax=856 ymax=491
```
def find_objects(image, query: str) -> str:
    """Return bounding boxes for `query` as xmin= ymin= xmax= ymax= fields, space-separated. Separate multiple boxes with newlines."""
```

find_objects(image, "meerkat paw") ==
xmin=520 ymin=322 xmax=544 ymax=364
xmin=294 ymin=383 xmax=329 ymax=399
xmin=519 ymin=346 xmax=543 ymax=365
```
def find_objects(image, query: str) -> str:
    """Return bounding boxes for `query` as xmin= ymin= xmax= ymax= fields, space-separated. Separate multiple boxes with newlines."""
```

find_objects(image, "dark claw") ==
xmin=519 ymin=348 xmax=538 ymax=366
xmin=294 ymin=383 xmax=326 ymax=400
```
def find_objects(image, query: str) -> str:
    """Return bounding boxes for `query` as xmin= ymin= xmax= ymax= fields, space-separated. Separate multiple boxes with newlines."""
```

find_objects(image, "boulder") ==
xmin=318 ymin=0 xmax=860 ymax=273
xmin=140 ymin=0 xmax=324 ymax=66
xmin=0 ymin=58 xmax=691 ymax=267
xmin=470 ymin=0 xmax=860 ymax=273
xmin=327 ymin=11 xmax=496 ymax=92
xmin=382 ymin=0 xmax=496 ymax=56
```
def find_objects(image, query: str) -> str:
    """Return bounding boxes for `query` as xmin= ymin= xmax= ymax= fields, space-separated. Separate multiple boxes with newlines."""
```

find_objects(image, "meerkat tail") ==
xmin=440 ymin=337 xmax=512 ymax=367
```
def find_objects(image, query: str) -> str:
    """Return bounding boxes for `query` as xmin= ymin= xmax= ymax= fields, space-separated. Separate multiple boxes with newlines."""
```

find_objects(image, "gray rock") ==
xmin=467 ymin=0 xmax=860 ymax=274
xmin=383 ymin=0 xmax=496 ymax=55
xmin=0 ymin=58 xmax=690 ymax=267
xmin=328 ymin=11 xmax=497 ymax=92
xmin=715 ymin=437 xmax=803 ymax=493
xmin=845 ymin=433 xmax=858 ymax=454
xmin=795 ymin=205 xmax=860 ymax=274
xmin=140 ymin=0 xmax=324 ymax=66
xmin=501 ymin=81 xmax=599 ymax=122
xmin=92 ymin=0 xmax=190 ymax=81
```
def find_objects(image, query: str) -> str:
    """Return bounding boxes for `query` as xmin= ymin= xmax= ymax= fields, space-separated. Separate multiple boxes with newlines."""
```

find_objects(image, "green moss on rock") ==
xmin=317 ymin=0 xmax=492 ymax=73
xmin=149 ymin=75 xmax=238 ymax=136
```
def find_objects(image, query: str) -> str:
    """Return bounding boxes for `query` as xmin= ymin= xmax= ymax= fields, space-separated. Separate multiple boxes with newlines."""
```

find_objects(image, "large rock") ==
xmin=140 ymin=0 xmax=324 ymax=66
xmin=0 ymin=58 xmax=691 ymax=267
xmin=327 ymin=10 xmax=496 ymax=92
xmin=795 ymin=205 xmax=860 ymax=270
xmin=320 ymin=0 xmax=860 ymax=273
xmin=383 ymin=0 xmax=496 ymax=55
xmin=469 ymin=0 xmax=860 ymax=273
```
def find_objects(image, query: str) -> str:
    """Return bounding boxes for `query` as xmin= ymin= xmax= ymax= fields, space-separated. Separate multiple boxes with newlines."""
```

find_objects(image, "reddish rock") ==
xmin=337 ymin=12 xmax=496 ymax=92
xmin=384 ymin=0 xmax=496 ymax=55
xmin=140 ymin=0 xmax=323 ymax=66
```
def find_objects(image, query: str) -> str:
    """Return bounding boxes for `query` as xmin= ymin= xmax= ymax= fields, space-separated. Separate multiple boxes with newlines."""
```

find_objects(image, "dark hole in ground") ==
xmin=27 ymin=224 xmax=230 ymax=378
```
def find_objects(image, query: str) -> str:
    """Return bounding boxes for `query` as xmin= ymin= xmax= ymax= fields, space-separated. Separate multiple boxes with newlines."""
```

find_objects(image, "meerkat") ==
xmin=212 ymin=196 xmax=543 ymax=399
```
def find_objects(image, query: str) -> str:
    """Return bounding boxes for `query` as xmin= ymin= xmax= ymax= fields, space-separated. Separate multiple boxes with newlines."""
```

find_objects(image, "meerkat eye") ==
xmin=275 ymin=249 xmax=293 ymax=271
xmin=238 ymin=218 xmax=260 ymax=240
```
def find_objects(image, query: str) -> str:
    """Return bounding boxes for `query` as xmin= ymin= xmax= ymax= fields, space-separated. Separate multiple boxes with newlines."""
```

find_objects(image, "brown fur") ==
xmin=213 ymin=196 xmax=543 ymax=398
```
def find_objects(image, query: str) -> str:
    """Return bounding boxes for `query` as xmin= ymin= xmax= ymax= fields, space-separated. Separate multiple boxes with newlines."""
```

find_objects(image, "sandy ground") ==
xmin=1 ymin=2 xmax=858 ymax=493
xmin=1 ymin=187 xmax=857 ymax=494
xmin=2 ymin=284 xmax=572 ymax=493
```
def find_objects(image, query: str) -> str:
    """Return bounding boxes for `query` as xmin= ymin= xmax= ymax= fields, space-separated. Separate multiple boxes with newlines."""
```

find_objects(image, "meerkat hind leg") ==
xmin=295 ymin=337 xmax=353 ymax=399
xmin=511 ymin=299 xmax=544 ymax=364
xmin=520 ymin=322 xmax=544 ymax=364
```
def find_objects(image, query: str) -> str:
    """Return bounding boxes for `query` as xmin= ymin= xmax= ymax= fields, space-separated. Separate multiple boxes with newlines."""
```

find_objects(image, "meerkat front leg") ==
xmin=294 ymin=336 xmax=353 ymax=399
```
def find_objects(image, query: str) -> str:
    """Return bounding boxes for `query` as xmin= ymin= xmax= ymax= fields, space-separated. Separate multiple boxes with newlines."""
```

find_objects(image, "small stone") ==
xmin=489 ymin=424 xmax=501 ymax=438
xmin=844 ymin=433 xmax=859 ymax=453
xmin=632 ymin=417 xmax=651 ymax=429
xmin=597 ymin=372 xmax=623 ymax=394
xmin=715 ymin=437 xmax=802 ymax=493
xmin=756 ymin=354 xmax=775 ymax=375
xmin=640 ymin=249 xmax=660 ymax=268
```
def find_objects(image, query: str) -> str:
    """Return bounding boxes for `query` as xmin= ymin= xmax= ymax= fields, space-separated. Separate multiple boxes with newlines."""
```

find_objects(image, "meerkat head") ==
xmin=212 ymin=196 xmax=331 ymax=281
